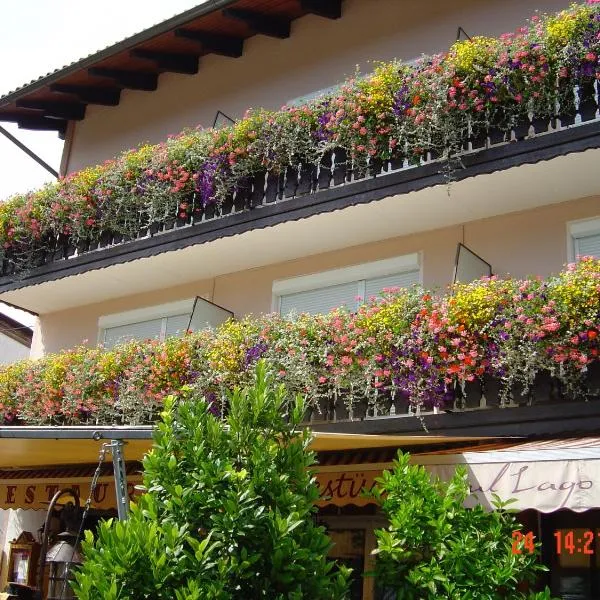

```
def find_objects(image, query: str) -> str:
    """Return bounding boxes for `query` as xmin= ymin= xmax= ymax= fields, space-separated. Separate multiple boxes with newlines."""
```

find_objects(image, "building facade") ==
xmin=0 ymin=1 xmax=599 ymax=598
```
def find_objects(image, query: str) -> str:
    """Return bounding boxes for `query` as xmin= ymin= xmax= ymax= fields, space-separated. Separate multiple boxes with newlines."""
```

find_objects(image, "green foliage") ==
xmin=371 ymin=452 xmax=556 ymax=600
xmin=72 ymin=361 xmax=350 ymax=599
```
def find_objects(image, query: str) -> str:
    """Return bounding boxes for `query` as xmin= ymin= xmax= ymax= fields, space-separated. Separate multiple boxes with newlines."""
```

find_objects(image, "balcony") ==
xmin=1 ymin=258 xmax=598 ymax=438
xmin=1 ymin=101 xmax=600 ymax=314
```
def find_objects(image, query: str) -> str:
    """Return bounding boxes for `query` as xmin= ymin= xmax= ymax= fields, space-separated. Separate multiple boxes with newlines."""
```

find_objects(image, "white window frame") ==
xmin=271 ymin=253 xmax=422 ymax=313
xmin=98 ymin=299 xmax=196 ymax=346
xmin=567 ymin=216 xmax=600 ymax=262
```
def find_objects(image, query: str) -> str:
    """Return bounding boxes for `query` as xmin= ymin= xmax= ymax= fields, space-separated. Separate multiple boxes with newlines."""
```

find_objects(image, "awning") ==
xmin=0 ymin=426 xmax=490 ymax=510
xmin=3 ymin=434 xmax=597 ymax=512
xmin=0 ymin=465 xmax=143 ymax=511
xmin=415 ymin=438 xmax=600 ymax=513
xmin=0 ymin=427 xmax=489 ymax=469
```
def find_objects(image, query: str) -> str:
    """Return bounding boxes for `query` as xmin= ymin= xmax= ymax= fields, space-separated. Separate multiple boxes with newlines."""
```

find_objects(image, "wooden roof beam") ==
xmin=17 ymin=117 xmax=67 ymax=136
xmin=300 ymin=0 xmax=342 ymax=19
xmin=16 ymin=99 xmax=86 ymax=121
xmin=174 ymin=29 xmax=244 ymax=58
xmin=222 ymin=8 xmax=291 ymax=39
xmin=50 ymin=83 xmax=121 ymax=106
xmin=88 ymin=67 xmax=158 ymax=91
xmin=130 ymin=49 xmax=200 ymax=75
xmin=50 ymin=84 xmax=122 ymax=106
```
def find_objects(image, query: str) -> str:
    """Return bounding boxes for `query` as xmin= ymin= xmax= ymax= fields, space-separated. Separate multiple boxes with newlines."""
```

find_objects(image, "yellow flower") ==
xmin=545 ymin=5 xmax=592 ymax=47
xmin=449 ymin=37 xmax=499 ymax=74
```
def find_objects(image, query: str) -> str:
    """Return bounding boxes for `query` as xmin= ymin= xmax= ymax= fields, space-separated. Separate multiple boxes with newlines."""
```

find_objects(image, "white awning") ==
xmin=416 ymin=438 xmax=600 ymax=513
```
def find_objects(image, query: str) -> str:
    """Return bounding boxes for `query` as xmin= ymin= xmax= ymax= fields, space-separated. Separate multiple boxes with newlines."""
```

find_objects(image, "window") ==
xmin=273 ymin=254 xmax=421 ymax=316
xmin=98 ymin=298 xmax=233 ymax=349
xmin=568 ymin=217 xmax=600 ymax=262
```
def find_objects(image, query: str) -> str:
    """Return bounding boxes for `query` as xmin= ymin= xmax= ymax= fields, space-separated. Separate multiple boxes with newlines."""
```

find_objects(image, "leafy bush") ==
xmin=72 ymin=362 xmax=350 ymax=599
xmin=372 ymin=452 xmax=556 ymax=600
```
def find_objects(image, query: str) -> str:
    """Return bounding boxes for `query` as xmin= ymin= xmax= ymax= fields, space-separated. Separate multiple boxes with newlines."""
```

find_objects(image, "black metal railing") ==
xmin=303 ymin=363 xmax=600 ymax=425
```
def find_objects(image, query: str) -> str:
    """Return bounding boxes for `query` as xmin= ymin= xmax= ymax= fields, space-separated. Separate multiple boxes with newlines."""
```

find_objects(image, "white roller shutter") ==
xmin=364 ymin=270 xmax=420 ymax=300
xmin=280 ymin=281 xmax=359 ymax=316
xmin=165 ymin=314 xmax=192 ymax=338
xmin=103 ymin=318 xmax=163 ymax=348
xmin=576 ymin=233 xmax=600 ymax=259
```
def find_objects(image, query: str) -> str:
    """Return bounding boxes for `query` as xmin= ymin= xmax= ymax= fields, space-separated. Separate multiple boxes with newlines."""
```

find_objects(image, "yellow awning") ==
xmin=0 ymin=429 xmax=493 ymax=510
xmin=0 ymin=432 xmax=491 ymax=469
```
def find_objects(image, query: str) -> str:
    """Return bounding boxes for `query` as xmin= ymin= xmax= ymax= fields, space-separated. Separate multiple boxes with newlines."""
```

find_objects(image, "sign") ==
xmin=0 ymin=476 xmax=142 ymax=511
xmin=3 ymin=453 xmax=599 ymax=513
xmin=427 ymin=460 xmax=599 ymax=513
xmin=315 ymin=469 xmax=380 ymax=507
xmin=0 ymin=473 xmax=376 ymax=510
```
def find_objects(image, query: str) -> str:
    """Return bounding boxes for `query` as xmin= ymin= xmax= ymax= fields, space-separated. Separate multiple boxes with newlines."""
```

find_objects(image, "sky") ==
xmin=0 ymin=0 xmax=202 ymax=325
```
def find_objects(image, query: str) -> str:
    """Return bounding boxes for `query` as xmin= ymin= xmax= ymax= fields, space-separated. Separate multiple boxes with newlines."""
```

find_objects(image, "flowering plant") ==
xmin=1 ymin=3 xmax=600 ymax=274
xmin=0 ymin=259 xmax=597 ymax=426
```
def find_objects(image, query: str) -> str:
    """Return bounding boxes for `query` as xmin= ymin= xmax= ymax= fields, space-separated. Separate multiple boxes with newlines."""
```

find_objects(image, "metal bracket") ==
xmin=106 ymin=439 xmax=130 ymax=520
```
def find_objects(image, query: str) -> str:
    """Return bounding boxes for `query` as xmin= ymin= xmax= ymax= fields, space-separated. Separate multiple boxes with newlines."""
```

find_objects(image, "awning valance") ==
xmin=0 ymin=427 xmax=487 ymax=510
xmin=1 ymin=437 xmax=598 ymax=512
xmin=416 ymin=438 xmax=600 ymax=513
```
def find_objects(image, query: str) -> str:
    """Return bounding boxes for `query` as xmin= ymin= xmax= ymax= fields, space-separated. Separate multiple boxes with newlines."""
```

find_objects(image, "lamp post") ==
xmin=36 ymin=488 xmax=82 ymax=600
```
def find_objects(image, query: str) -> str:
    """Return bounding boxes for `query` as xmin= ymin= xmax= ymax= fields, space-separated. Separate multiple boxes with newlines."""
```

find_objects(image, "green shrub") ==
xmin=72 ymin=361 xmax=350 ymax=599
xmin=371 ymin=452 xmax=556 ymax=600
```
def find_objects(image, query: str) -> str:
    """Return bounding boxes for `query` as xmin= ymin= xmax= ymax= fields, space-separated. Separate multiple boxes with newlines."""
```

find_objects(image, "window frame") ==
xmin=272 ymin=253 xmax=422 ymax=314
xmin=97 ymin=299 xmax=196 ymax=347
xmin=567 ymin=216 xmax=600 ymax=262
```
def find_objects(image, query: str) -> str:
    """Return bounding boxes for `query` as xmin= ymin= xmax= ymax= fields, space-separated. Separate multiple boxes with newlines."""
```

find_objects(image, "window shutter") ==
xmin=103 ymin=318 xmax=163 ymax=348
xmin=576 ymin=233 xmax=600 ymax=259
xmin=364 ymin=270 xmax=420 ymax=300
xmin=280 ymin=281 xmax=359 ymax=316
xmin=165 ymin=314 xmax=192 ymax=338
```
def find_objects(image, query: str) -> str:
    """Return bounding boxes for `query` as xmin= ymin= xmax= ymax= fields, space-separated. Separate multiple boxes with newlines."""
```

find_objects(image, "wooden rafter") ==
xmin=50 ymin=84 xmax=122 ymax=106
xmin=300 ymin=0 xmax=342 ymax=19
xmin=130 ymin=49 xmax=200 ymax=75
xmin=17 ymin=116 xmax=67 ymax=135
xmin=16 ymin=99 xmax=86 ymax=121
xmin=88 ymin=67 xmax=158 ymax=91
xmin=222 ymin=8 xmax=291 ymax=39
xmin=174 ymin=29 xmax=244 ymax=58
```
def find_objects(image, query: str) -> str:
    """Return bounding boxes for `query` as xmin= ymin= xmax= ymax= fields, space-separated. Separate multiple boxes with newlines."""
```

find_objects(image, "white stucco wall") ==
xmin=0 ymin=509 xmax=45 ymax=589
xmin=0 ymin=333 xmax=30 ymax=365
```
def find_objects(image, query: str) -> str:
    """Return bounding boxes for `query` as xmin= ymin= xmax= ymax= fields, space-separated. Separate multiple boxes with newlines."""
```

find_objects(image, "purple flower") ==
xmin=244 ymin=342 xmax=268 ymax=367
xmin=393 ymin=85 xmax=411 ymax=117
xmin=195 ymin=155 xmax=227 ymax=207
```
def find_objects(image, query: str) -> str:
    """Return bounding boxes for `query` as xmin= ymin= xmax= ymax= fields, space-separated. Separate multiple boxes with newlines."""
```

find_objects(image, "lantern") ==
xmin=45 ymin=530 xmax=82 ymax=600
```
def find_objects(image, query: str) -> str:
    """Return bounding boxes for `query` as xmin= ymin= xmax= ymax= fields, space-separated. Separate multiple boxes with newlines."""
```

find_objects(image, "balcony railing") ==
xmin=304 ymin=365 xmax=600 ymax=426
xmin=2 ymin=82 xmax=600 ymax=284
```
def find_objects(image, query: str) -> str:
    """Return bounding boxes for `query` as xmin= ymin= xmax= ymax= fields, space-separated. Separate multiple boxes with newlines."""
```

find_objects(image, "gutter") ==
xmin=0 ymin=425 xmax=154 ymax=440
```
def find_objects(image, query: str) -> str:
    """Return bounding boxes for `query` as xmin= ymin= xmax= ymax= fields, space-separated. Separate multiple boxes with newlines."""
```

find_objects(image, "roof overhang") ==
xmin=0 ymin=0 xmax=343 ymax=136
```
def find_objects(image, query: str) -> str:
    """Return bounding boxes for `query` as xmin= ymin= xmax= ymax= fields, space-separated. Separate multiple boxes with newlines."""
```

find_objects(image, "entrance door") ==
xmin=328 ymin=529 xmax=366 ymax=600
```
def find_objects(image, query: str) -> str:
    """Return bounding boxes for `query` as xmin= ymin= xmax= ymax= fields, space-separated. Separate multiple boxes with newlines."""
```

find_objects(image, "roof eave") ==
xmin=0 ymin=0 xmax=239 ymax=108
